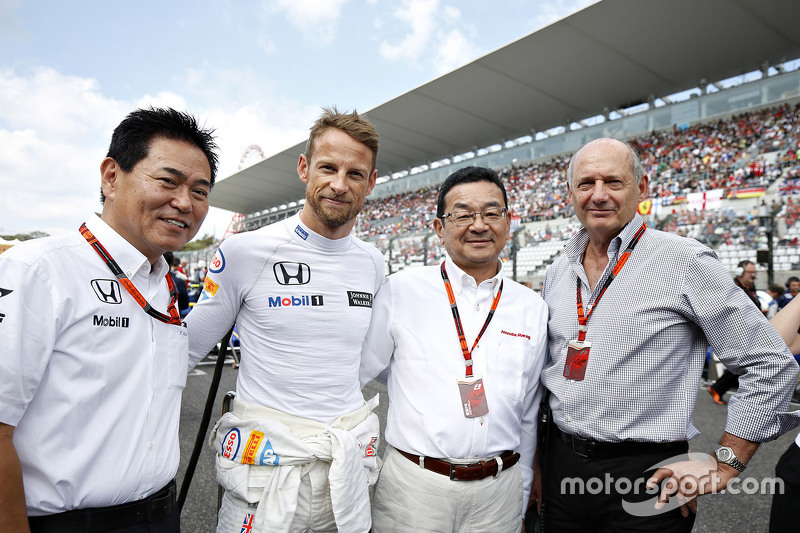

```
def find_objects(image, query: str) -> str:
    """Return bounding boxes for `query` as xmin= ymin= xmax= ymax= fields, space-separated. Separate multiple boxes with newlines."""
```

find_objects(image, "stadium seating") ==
xmin=236 ymin=103 xmax=800 ymax=281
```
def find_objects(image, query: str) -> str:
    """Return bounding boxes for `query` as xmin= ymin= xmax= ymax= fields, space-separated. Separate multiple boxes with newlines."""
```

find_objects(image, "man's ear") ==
xmin=100 ymin=157 xmax=120 ymax=202
xmin=297 ymin=154 xmax=309 ymax=184
xmin=366 ymin=168 xmax=377 ymax=196
xmin=433 ymin=217 xmax=444 ymax=243
xmin=638 ymin=174 xmax=650 ymax=203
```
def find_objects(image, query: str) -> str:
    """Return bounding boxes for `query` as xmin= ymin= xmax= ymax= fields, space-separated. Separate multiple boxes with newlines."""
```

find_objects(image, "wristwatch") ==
xmin=714 ymin=446 xmax=747 ymax=472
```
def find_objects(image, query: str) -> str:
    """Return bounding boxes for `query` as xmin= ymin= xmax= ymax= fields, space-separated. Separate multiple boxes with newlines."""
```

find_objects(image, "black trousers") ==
xmin=29 ymin=508 xmax=178 ymax=533
xmin=769 ymin=440 xmax=800 ymax=533
xmin=544 ymin=434 xmax=695 ymax=532
xmin=28 ymin=480 xmax=179 ymax=533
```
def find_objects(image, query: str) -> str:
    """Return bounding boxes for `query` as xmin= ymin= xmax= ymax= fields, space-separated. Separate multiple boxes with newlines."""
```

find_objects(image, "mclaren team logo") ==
xmin=273 ymin=262 xmax=311 ymax=285
xmin=91 ymin=279 xmax=122 ymax=304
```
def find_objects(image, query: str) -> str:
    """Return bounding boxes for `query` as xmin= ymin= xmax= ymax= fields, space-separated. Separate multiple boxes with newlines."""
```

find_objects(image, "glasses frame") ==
xmin=440 ymin=207 xmax=508 ymax=227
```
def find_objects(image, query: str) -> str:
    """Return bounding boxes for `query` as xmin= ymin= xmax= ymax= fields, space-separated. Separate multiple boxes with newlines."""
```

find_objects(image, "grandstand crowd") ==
xmin=343 ymin=103 xmax=800 ymax=274
xmin=357 ymin=104 xmax=800 ymax=239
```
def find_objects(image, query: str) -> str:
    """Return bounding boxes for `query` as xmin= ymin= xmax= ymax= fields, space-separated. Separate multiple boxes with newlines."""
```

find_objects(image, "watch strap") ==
xmin=715 ymin=446 xmax=747 ymax=472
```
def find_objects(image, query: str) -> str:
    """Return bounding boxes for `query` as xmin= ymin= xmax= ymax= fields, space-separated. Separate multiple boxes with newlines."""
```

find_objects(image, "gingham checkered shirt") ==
xmin=542 ymin=213 xmax=800 ymax=443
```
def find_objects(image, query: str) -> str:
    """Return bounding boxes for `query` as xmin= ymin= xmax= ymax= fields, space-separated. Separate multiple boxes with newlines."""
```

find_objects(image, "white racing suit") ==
xmin=211 ymin=395 xmax=381 ymax=533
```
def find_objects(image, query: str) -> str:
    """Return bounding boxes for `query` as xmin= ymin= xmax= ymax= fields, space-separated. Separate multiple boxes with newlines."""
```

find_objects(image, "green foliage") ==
xmin=181 ymin=233 xmax=217 ymax=251
xmin=1 ymin=231 xmax=49 ymax=241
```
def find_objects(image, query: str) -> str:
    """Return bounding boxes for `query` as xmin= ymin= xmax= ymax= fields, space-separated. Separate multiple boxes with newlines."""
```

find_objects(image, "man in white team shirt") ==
xmin=360 ymin=166 xmax=549 ymax=532
xmin=186 ymin=108 xmax=384 ymax=533
xmin=0 ymin=107 xmax=218 ymax=532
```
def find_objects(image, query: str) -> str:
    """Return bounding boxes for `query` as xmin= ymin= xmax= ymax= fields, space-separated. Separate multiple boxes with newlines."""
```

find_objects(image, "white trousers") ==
xmin=372 ymin=447 xmax=523 ymax=533
xmin=217 ymin=459 xmax=336 ymax=533
xmin=214 ymin=397 xmax=379 ymax=533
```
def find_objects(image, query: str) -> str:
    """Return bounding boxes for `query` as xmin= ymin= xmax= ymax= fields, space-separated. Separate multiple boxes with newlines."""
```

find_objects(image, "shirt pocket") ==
xmin=490 ymin=340 xmax=531 ymax=401
xmin=166 ymin=326 xmax=189 ymax=390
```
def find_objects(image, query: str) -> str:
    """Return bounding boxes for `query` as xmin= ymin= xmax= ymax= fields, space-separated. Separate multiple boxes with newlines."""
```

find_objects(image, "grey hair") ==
xmin=566 ymin=139 xmax=644 ymax=186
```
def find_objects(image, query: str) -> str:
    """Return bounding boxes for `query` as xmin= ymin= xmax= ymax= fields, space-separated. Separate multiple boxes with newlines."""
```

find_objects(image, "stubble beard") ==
xmin=307 ymin=193 xmax=359 ymax=228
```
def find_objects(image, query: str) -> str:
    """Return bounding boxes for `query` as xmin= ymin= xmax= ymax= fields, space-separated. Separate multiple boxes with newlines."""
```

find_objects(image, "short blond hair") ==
xmin=305 ymin=106 xmax=380 ymax=170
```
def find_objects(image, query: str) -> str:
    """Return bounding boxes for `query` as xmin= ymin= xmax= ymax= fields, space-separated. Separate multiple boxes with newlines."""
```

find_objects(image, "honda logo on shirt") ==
xmin=273 ymin=262 xmax=311 ymax=285
xmin=91 ymin=279 xmax=122 ymax=304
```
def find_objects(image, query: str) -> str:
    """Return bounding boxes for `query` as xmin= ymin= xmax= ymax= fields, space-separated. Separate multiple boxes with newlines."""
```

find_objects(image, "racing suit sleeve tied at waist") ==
xmin=211 ymin=395 xmax=380 ymax=532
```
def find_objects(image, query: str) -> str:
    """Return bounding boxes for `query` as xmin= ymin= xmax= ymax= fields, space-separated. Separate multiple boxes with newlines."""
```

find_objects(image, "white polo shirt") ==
xmin=359 ymin=259 xmax=549 ymax=506
xmin=0 ymin=214 xmax=187 ymax=515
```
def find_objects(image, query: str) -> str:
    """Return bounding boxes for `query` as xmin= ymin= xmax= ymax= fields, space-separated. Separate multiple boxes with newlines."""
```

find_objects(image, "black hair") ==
xmin=101 ymin=107 xmax=219 ymax=203
xmin=436 ymin=166 xmax=508 ymax=219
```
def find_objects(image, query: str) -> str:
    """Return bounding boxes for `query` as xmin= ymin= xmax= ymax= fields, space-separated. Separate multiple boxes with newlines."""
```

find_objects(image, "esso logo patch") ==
xmin=222 ymin=428 xmax=241 ymax=460
xmin=209 ymin=249 xmax=225 ymax=274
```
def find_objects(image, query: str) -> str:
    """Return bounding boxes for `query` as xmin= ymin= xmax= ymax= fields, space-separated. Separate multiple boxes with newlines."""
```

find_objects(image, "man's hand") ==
xmin=646 ymin=454 xmax=733 ymax=517
xmin=530 ymin=449 xmax=543 ymax=515
xmin=647 ymin=432 xmax=759 ymax=517
xmin=0 ymin=423 xmax=30 ymax=532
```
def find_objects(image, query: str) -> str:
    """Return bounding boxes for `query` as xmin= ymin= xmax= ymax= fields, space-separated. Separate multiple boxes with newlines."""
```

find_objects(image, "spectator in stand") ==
xmin=767 ymin=284 xmax=785 ymax=319
xmin=164 ymin=251 xmax=190 ymax=316
xmin=192 ymin=259 xmax=207 ymax=284
xmin=777 ymin=276 xmax=800 ymax=309
xmin=171 ymin=256 xmax=189 ymax=283
xmin=178 ymin=258 xmax=189 ymax=277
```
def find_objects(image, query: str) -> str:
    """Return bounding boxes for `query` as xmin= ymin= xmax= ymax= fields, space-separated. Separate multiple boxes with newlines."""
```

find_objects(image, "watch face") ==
xmin=717 ymin=447 xmax=733 ymax=462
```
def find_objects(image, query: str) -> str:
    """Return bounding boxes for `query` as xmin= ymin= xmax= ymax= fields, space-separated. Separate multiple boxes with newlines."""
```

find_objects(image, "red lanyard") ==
xmin=576 ymin=223 xmax=646 ymax=342
xmin=80 ymin=223 xmax=181 ymax=326
xmin=440 ymin=262 xmax=503 ymax=378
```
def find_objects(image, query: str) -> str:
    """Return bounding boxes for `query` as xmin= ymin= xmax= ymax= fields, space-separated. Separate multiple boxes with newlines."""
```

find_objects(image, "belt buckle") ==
xmin=493 ymin=455 xmax=504 ymax=479
xmin=571 ymin=436 xmax=594 ymax=458
xmin=449 ymin=461 xmax=457 ymax=480
xmin=147 ymin=483 xmax=175 ymax=521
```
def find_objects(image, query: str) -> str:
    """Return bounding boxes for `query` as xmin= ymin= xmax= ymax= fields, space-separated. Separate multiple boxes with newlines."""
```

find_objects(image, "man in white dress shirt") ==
xmin=0 ymin=107 xmax=218 ymax=532
xmin=361 ymin=165 xmax=548 ymax=533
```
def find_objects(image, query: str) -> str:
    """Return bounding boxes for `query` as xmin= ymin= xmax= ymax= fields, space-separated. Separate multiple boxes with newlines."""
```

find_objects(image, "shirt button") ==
xmin=126 ymin=271 xmax=133 ymax=277
xmin=476 ymin=304 xmax=480 ymax=311
xmin=566 ymin=415 xmax=573 ymax=422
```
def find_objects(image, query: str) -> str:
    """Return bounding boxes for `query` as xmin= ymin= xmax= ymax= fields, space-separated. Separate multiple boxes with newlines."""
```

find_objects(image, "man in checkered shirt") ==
xmin=537 ymin=138 xmax=800 ymax=531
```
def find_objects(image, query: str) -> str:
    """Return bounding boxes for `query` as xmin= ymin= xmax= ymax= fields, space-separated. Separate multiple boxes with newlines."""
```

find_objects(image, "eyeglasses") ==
xmin=440 ymin=207 xmax=507 ymax=227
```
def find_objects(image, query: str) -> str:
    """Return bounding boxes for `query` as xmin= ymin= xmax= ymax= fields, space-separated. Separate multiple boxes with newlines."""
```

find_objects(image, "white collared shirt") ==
xmin=0 ymin=214 xmax=187 ymax=515
xmin=360 ymin=259 xmax=548 ymax=505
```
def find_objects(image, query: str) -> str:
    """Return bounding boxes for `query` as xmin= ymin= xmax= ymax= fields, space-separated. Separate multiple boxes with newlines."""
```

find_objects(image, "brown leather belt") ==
xmin=398 ymin=449 xmax=520 ymax=481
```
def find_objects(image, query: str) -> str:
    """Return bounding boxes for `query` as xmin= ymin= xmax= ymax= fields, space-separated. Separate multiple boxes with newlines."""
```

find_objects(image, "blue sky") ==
xmin=0 ymin=0 xmax=597 ymax=238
